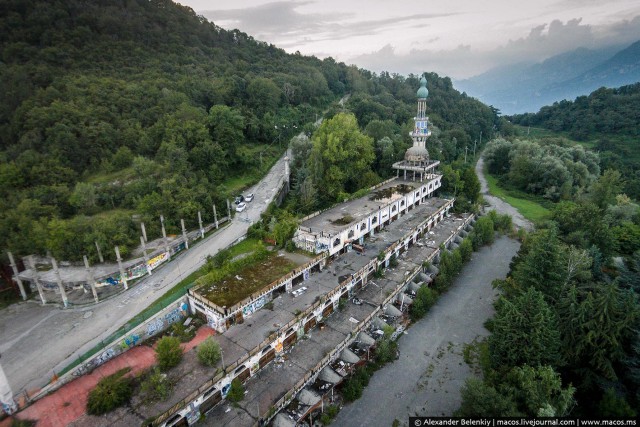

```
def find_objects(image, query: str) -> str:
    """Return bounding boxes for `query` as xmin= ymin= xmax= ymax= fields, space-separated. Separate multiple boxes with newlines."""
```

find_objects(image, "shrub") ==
xmin=140 ymin=367 xmax=172 ymax=402
xmin=374 ymin=338 xmax=398 ymax=365
xmin=226 ymin=379 xmax=245 ymax=403
xmin=156 ymin=336 xmax=183 ymax=371
xmin=197 ymin=337 xmax=222 ymax=367
xmin=319 ymin=405 xmax=340 ymax=425
xmin=10 ymin=419 xmax=36 ymax=427
xmin=342 ymin=377 xmax=363 ymax=402
xmin=170 ymin=322 xmax=195 ymax=343
xmin=285 ymin=240 xmax=297 ymax=252
xmin=86 ymin=368 xmax=133 ymax=415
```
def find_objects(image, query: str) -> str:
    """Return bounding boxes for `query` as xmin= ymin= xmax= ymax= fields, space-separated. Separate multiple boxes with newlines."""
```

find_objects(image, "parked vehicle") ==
xmin=236 ymin=202 xmax=247 ymax=212
xmin=234 ymin=195 xmax=244 ymax=204
xmin=245 ymin=193 xmax=254 ymax=202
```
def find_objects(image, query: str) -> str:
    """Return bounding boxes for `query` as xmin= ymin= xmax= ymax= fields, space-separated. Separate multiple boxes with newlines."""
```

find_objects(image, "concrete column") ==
xmin=140 ymin=222 xmax=147 ymax=243
xmin=198 ymin=211 xmax=204 ymax=238
xmin=50 ymin=257 xmax=68 ymax=308
xmin=226 ymin=199 xmax=231 ymax=219
xmin=140 ymin=236 xmax=152 ymax=275
xmin=213 ymin=204 xmax=219 ymax=229
xmin=284 ymin=155 xmax=290 ymax=179
xmin=28 ymin=256 xmax=46 ymax=304
xmin=83 ymin=255 xmax=99 ymax=304
xmin=181 ymin=219 xmax=189 ymax=250
xmin=94 ymin=241 xmax=104 ymax=263
xmin=114 ymin=246 xmax=128 ymax=290
xmin=0 ymin=360 xmax=17 ymax=415
xmin=7 ymin=252 xmax=26 ymax=300
xmin=160 ymin=215 xmax=171 ymax=258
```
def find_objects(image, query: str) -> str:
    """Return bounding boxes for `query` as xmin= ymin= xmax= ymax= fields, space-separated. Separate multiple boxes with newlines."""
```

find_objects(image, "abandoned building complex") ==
xmin=145 ymin=77 xmax=477 ymax=427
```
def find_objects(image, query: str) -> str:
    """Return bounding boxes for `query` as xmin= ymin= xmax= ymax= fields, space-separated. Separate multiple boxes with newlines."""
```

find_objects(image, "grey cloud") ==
xmin=200 ymin=1 xmax=457 ymax=47
xmin=349 ymin=16 xmax=640 ymax=79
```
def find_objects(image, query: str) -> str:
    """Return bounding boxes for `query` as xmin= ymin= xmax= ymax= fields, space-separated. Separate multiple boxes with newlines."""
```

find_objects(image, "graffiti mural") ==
xmin=241 ymin=296 xmax=267 ymax=318
xmin=147 ymin=252 xmax=169 ymax=271
xmin=95 ymin=348 xmax=116 ymax=366
xmin=164 ymin=307 xmax=182 ymax=325
xmin=146 ymin=318 xmax=164 ymax=336
xmin=315 ymin=241 xmax=328 ymax=252
xmin=221 ymin=382 xmax=232 ymax=397
xmin=120 ymin=334 xmax=140 ymax=349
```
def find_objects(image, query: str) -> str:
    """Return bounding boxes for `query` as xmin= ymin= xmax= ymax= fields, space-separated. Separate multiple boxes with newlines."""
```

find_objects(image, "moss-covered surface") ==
xmin=370 ymin=183 xmax=415 ymax=201
xmin=197 ymin=252 xmax=309 ymax=307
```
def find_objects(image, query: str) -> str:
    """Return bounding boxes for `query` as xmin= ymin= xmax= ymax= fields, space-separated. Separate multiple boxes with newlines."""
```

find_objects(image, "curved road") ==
xmin=0 ymin=154 xmax=289 ymax=394
xmin=476 ymin=156 xmax=533 ymax=231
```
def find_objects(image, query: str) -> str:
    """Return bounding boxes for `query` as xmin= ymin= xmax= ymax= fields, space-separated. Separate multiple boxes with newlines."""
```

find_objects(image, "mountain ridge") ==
xmin=455 ymin=41 xmax=640 ymax=114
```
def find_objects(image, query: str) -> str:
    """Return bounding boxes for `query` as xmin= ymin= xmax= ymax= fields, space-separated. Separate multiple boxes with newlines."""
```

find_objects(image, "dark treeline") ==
xmin=509 ymin=83 xmax=640 ymax=198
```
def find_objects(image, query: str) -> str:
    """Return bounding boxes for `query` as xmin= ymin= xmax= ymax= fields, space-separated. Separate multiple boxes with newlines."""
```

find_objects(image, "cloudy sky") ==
xmin=178 ymin=0 xmax=640 ymax=79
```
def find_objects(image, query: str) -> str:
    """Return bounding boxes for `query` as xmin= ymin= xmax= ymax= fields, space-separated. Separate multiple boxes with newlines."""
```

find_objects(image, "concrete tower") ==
xmin=392 ymin=75 xmax=440 ymax=181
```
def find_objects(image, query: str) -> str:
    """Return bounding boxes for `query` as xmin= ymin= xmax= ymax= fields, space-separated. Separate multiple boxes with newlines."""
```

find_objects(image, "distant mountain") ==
xmin=455 ymin=41 xmax=640 ymax=114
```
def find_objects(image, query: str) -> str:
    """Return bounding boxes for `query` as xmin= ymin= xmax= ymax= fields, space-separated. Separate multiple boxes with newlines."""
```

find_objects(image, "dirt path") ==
xmin=476 ymin=157 xmax=533 ymax=231
xmin=333 ymin=236 xmax=520 ymax=426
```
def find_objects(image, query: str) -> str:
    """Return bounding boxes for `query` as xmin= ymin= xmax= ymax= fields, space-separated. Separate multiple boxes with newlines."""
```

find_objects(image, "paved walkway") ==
xmin=1 ymin=326 xmax=214 ymax=427
xmin=476 ymin=156 xmax=533 ymax=231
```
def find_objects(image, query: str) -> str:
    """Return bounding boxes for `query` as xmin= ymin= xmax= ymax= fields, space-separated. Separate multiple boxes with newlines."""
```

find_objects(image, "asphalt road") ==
xmin=0 ymin=153 xmax=289 ymax=395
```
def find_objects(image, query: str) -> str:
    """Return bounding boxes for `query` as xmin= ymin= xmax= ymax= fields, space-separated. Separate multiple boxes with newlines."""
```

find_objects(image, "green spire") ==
xmin=417 ymin=75 xmax=428 ymax=98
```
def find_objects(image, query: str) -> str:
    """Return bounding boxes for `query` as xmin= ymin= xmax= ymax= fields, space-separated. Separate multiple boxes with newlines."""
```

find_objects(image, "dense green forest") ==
xmin=509 ymin=83 xmax=640 ymax=198
xmin=461 ymin=104 xmax=640 ymax=416
xmin=0 ymin=0 xmax=499 ymax=262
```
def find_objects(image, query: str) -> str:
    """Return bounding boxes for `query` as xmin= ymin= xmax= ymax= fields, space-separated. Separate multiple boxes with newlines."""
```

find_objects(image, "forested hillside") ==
xmin=510 ymin=83 xmax=640 ymax=198
xmin=0 ymin=0 xmax=499 ymax=262
xmin=467 ymin=89 xmax=640 ymax=416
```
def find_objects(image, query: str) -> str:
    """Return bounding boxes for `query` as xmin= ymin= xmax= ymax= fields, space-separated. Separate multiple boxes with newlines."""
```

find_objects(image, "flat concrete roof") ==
xmin=200 ymin=210 xmax=472 ymax=425
xmin=300 ymin=178 xmax=440 ymax=236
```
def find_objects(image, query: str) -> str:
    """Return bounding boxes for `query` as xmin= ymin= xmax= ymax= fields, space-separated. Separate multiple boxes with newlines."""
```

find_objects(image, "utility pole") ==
xmin=28 ymin=256 xmax=46 ymax=304
xmin=83 ymin=255 xmax=99 ymax=303
xmin=140 ymin=222 xmax=148 ymax=243
xmin=198 ymin=211 xmax=204 ymax=238
xmin=94 ymin=240 xmax=104 ymax=263
xmin=51 ymin=257 xmax=68 ymax=308
xmin=213 ymin=204 xmax=219 ymax=229
xmin=115 ymin=246 xmax=128 ymax=290
xmin=464 ymin=146 xmax=468 ymax=163
xmin=181 ymin=219 xmax=189 ymax=250
xmin=7 ymin=252 xmax=27 ymax=300
xmin=140 ymin=236 xmax=152 ymax=276
xmin=161 ymin=215 xmax=171 ymax=259
xmin=473 ymin=139 xmax=477 ymax=158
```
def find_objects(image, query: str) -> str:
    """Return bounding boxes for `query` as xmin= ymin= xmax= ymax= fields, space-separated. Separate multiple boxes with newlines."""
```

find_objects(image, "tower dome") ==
xmin=404 ymin=145 xmax=429 ymax=162
xmin=416 ymin=76 xmax=428 ymax=98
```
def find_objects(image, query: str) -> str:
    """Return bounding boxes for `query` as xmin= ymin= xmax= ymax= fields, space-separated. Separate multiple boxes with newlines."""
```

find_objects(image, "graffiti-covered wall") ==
xmin=29 ymin=298 xmax=191 ymax=403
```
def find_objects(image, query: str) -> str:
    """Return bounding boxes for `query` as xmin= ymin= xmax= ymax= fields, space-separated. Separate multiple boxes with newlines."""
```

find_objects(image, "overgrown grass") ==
xmin=514 ymin=125 xmax=566 ymax=140
xmin=226 ymin=238 xmax=265 ymax=259
xmin=222 ymin=144 xmax=282 ymax=194
xmin=484 ymin=171 xmax=551 ymax=223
